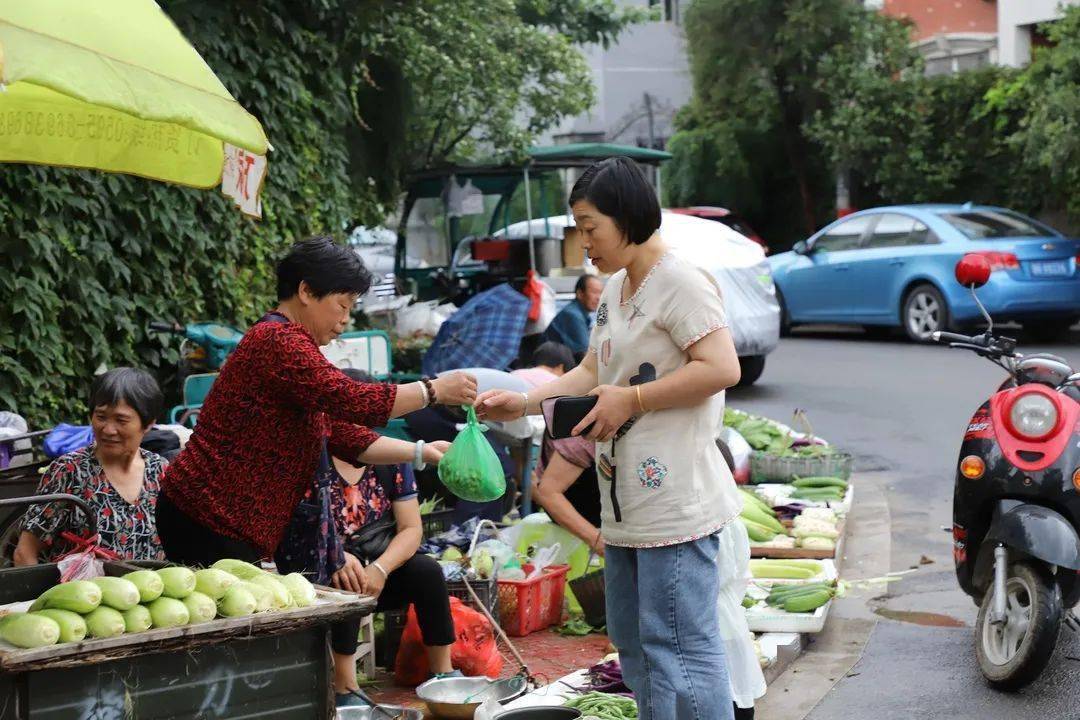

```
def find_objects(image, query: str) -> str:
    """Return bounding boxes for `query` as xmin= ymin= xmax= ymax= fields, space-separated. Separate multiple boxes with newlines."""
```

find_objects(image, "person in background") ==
xmin=157 ymin=237 xmax=476 ymax=570
xmin=530 ymin=404 xmax=602 ymax=554
xmin=544 ymin=275 xmax=603 ymax=357
xmin=15 ymin=368 xmax=167 ymax=565
xmin=511 ymin=341 xmax=575 ymax=390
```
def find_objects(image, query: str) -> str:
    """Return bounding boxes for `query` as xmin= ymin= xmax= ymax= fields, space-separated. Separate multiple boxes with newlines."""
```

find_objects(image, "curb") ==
xmin=755 ymin=471 xmax=894 ymax=719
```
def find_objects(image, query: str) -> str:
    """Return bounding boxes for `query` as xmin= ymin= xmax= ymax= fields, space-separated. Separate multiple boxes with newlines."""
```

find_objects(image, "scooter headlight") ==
xmin=1008 ymin=392 xmax=1059 ymax=440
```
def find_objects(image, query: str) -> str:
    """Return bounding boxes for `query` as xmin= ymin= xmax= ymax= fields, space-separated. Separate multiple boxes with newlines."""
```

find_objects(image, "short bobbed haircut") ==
xmin=568 ymin=157 xmax=661 ymax=246
xmin=276 ymin=236 xmax=373 ymax=301
xmin=90 ymin=368 xmax=163 ymax=428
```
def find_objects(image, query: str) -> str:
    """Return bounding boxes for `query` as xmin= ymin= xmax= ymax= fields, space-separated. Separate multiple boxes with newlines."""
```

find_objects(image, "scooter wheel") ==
xmin=975 ymin=561 xmax=1062 ymax=690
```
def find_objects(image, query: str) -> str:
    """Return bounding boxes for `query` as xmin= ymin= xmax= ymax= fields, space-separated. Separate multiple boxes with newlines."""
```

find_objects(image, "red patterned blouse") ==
xmin=162 ymin=316 xmax=396 ymax=556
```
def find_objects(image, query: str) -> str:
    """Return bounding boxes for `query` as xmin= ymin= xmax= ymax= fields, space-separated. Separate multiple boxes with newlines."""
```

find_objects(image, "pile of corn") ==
xmin=0 ymin=560 xmax=316 ymax=649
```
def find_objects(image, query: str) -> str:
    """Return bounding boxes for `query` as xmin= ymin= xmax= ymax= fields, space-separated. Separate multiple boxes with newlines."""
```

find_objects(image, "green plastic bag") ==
xmin=438 ymin=406 xmax=507 ymax=502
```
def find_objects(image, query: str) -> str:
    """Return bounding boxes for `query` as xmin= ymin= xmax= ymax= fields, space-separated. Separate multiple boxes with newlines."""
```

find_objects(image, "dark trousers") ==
xmin=331 ymin=553 xmax=454 ymax=655
xmin=156 ymin=492 xmax=261 ymax=566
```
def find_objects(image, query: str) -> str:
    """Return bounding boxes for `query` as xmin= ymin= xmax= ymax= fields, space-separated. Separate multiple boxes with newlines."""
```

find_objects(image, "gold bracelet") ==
xmin=636 ymin=384 xmax=647 ymax=413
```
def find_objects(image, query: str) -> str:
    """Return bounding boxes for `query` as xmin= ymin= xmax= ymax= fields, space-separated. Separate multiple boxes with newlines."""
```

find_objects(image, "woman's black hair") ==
xmin=568 ymin=156 xmax=661 ymax=246
xmin=531 ymin=341 xmax=575 ymax=371
xmin=340 ymin=367 xmax=375 ymax=384
xmin=276 ymin=236 xmax=373 ymax=301
xmin=89 ymin=368 xmax=163 ymax=428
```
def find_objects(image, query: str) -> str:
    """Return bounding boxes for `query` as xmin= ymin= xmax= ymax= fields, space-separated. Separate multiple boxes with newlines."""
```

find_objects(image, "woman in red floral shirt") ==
xmin=14 ymin=368 xmax=167 ymax=565
xmin=157 ymin=237 xmax=477 ymax=568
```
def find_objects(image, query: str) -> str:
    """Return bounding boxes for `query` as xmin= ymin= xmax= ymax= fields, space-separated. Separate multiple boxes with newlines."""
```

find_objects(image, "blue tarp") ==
xmin=422 ymin=284 xmax=530 ymax=376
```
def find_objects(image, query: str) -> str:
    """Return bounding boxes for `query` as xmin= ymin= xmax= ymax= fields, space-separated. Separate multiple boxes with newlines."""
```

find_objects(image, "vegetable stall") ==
xmin=451 ymin=406 xmax=872 ymax=719
xmin=0 ymin=557 xmax=373 ymax=719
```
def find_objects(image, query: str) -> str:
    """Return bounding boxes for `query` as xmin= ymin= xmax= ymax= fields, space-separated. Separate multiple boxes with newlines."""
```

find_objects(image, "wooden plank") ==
xmin=0 ymin=589 xmax=376 ymax=673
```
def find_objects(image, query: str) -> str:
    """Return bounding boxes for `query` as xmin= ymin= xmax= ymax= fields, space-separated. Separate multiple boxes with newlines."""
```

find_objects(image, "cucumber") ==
xmin=783 ymin=589 xmax=834 ymax=613
xmin=792 ymin=476 xmax=849 ymax=490
xmin=766 ymin=582 xmax=834 ymax=599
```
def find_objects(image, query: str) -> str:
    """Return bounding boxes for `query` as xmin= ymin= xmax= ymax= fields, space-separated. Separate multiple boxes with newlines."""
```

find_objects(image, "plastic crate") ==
xmin=497 ymin=564 xmax=570 ymax=637
xmin=421 ymin=509 xmax=455 ymax=538
xmin=376 ymin=575 xmax=499 ymax=668
xmin=749 ymin=451 xmax=853 ymax=484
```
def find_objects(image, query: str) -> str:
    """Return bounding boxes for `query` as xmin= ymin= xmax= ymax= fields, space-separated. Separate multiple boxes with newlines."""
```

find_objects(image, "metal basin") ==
xmin=416 ymin=676 xmax=528 ymax=719
xmin=495 ymin=709 xmax=581 ymax=720
xmin=336 ymin=706 xmax=424 ymax=720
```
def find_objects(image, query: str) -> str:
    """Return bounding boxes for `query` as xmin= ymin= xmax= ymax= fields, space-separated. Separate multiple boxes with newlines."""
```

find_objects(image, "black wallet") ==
xmin=550 ymin=395 xmax=598 ymax=439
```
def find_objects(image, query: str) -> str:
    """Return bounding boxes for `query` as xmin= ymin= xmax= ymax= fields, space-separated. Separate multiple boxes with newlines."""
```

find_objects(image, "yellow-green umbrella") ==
xmin=0 ymin=0 xmax=269 ymax=215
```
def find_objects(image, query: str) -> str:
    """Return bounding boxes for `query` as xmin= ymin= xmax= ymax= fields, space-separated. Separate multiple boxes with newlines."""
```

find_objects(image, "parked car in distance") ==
xmin=668 ymin=206 xmax=768 ymax=253
xmin=768 ymin=204 xmax=1080 ymax=342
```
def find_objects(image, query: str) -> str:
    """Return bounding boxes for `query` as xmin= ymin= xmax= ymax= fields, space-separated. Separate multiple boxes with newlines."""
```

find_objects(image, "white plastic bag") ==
xmin=717 ymin=521 xmax=767 ymax=709
xmin=58 ymin=551 xmax=103 ymax=582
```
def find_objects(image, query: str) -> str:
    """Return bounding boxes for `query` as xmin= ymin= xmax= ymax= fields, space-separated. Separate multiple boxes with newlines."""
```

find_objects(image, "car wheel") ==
xmin=902 ymin=284 xmax=949 ymax=343
xmin=736 ymin=355 xmax=766 ymax=387
xmin=776 ymin=288 xmax=792 ymax=337
xmin=1023 ymin=319 xmax=1076 ymax=343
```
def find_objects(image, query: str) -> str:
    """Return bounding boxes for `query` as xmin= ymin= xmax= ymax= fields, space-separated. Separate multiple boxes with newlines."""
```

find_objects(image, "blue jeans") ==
xmin=605 ymin=534 xmax=734 ymax=720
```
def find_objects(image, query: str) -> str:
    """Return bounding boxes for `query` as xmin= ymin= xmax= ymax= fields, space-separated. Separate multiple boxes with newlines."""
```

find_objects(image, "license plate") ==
xmin=1030 ymin=260 xmax=1070 ymax=277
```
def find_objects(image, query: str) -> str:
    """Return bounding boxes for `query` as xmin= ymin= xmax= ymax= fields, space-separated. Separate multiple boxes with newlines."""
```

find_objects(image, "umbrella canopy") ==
xmin=0 ymin=0 xmax=269 ymax=215
xmin=422 ymin=284 xmax=530 ymax=376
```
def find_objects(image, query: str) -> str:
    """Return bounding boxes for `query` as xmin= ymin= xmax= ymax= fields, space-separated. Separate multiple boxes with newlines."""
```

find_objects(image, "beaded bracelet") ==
xmin=421 ymin=376 xmax=437 ymax=405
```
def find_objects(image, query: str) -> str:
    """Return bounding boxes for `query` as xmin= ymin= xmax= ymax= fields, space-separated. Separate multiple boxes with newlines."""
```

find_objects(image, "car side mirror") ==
xmin=793 ymin=241 xmax=809 ymax=255
xmin=955 ymin=253 xmax=991 ymax=289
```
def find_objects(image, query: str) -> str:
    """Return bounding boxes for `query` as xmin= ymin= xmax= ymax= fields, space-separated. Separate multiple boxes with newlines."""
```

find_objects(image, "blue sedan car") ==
xmin=768 ymin=204 xmax=1080 ymax=341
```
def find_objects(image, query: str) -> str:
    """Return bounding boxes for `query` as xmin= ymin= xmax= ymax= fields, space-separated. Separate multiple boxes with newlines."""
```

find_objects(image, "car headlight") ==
xmin=1008 ymin=392 xmax=1059 ymax=440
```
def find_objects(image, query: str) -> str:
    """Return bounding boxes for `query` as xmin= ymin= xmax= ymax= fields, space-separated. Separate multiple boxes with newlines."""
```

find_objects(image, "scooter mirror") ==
xmin=955 ymin=253 xmax=991 ymax=289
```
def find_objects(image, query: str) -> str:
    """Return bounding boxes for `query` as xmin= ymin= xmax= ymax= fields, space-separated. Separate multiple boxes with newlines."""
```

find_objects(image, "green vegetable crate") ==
xmin=750 ymin=450 xmax=854 ymax=485
xmin=0 ymin=561 xmax=373 ymax=719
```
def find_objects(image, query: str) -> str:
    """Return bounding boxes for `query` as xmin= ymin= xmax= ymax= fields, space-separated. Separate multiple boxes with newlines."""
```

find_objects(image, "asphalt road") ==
xmin=730 ymin=325 xmax=1080 ymax=719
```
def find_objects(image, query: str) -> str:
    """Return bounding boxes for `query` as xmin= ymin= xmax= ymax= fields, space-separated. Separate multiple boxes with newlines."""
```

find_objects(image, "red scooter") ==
xmin=937 ymin=253 xmax=1080 ymax=689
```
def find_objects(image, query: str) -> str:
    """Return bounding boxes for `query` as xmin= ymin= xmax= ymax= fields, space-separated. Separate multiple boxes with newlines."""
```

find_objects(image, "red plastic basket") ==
xmin=496 ymin=564 xmax=571 ymax=637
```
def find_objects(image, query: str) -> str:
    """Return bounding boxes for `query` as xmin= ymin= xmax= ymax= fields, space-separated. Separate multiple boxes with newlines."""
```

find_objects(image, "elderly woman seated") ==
xmin=14 ymin=368 xmax=168 ymax=565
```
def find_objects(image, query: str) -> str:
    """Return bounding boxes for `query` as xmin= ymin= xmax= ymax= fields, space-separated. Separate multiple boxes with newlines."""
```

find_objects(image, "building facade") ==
xmin=545 ymin=0 xmax=692 ymax=149
xmin=877 ymin=0 xmax=998 ymax=75
xmin=997 ymin=0 xmax=1079 ymax=67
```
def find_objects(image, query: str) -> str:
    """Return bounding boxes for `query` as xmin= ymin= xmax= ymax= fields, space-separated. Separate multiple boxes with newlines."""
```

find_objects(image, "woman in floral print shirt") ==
xmin=14 ymin=368 xmax=168 ymax=564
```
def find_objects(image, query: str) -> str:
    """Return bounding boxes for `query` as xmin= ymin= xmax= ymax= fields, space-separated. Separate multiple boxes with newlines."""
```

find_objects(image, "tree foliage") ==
xmin=0 ymin=0 xmax=640 ymax=426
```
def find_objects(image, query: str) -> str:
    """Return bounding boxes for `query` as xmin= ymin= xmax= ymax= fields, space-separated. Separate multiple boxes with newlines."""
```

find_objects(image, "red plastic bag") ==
xmin=394 ymin=597 xmax=504 ymax=685
xmin=522 ymin=270 xmax=543 ymax=322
